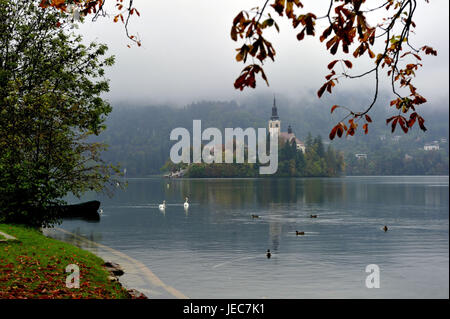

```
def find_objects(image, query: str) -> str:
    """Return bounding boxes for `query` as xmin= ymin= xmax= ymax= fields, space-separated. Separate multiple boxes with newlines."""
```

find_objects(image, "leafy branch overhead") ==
xmin=231 ymin=0 xmax=437 ymax=139
xmin=36 ymin=1 xmax=437 ymax=139
xmin=38 ymin=0 xmax=141 ymax=46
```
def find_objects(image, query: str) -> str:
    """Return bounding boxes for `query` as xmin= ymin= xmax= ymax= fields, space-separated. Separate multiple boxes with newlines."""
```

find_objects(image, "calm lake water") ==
xmin=46 ymin=176 xmax=449 ymax=298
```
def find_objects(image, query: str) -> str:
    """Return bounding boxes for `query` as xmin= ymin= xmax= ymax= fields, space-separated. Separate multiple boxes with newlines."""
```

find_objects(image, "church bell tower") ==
xmin=269 ymin=97 xmax=280 ymax=137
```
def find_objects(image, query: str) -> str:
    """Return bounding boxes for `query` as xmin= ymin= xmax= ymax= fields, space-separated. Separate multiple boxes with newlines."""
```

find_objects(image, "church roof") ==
xmin=279 ymin=132 xmax=304 ymax=145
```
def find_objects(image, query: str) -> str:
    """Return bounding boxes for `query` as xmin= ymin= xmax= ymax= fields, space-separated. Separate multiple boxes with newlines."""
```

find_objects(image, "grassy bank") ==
xmin=0 ymin=224 xmax=129 ymax=299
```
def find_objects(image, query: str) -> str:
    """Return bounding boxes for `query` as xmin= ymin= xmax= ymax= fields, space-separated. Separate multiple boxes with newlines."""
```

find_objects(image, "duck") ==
xmin=159 ymin=200 xmax=166 ymax=210
xmin=383 ymin=225 xmax=388 ymax=232
xmin=184 ymin=197 xmax=189 ymax=209
xmin=310 ymin=214 xmax=318 ymax=218
xmin=251 ymin=214 xmax=259 ymax=219
xmin=296 ymin=231 xmax=305 ymax=236
xmin=266 ymin=249 xmax=271 ymax=259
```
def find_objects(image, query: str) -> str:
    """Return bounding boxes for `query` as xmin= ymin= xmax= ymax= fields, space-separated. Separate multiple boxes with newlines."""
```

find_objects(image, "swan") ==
xmin=184 ymin=197 xmax=189 ymax=209
xmin=159 ymin=200 xmax=166 ymax=210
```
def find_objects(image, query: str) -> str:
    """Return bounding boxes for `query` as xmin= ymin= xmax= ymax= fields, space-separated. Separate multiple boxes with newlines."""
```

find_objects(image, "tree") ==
xmin=0 ymin=0 xmax=118 ymax=227
xmin=314 ymin=135 xmax=325 ymax=158
xmin=305 ymin=132 xmax=313 ymax=148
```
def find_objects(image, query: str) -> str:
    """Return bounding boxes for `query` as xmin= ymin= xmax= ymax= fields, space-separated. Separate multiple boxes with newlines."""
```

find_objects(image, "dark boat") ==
xmin=57 ymin=200 xmax=101 ymax=221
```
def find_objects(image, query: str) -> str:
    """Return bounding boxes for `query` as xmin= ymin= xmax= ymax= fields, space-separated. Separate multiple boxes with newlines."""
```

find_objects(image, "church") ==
xmin=268 ymin=98 xmax=306 ymax=153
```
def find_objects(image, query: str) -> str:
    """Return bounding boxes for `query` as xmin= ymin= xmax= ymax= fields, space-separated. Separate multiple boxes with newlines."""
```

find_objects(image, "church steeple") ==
xmin=269 ymin=96 xmax=281 ymax=137
xmin=271 ymin=96 xmax=279 ymax=120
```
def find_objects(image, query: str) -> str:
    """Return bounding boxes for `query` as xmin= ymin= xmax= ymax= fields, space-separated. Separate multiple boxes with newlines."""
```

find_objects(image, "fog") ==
xmin=77 ymin=0 xmax=449 ymax=108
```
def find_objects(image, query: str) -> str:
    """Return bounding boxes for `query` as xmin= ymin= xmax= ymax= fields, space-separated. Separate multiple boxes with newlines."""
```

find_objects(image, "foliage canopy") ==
xmin=0 ymin=0 xmax=117 ymax=227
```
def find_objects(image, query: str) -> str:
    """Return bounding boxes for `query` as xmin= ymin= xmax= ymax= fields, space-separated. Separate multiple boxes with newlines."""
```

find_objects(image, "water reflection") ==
xmin=160 ymin=178 xmax=338 ymax=207
xmin=150 ymin=177 xmax=449 ymax=211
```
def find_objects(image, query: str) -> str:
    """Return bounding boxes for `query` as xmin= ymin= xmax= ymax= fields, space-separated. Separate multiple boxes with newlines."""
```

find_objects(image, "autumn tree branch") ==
xmin=231 ymin=0 xmax=436 ymax=139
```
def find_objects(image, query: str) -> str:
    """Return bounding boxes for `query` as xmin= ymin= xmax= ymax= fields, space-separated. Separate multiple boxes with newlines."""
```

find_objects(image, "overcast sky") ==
xmin=77 ymin=0 xmax=449 ymax=108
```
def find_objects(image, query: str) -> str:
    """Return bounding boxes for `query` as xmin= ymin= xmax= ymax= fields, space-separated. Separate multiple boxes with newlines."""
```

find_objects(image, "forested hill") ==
xmin=96 ymin=94 xmax=449 ymax=177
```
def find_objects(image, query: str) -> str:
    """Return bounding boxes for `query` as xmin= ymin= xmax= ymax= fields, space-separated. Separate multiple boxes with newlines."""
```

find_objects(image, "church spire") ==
xmin=271 ymin=96 xmax=279 ymax=120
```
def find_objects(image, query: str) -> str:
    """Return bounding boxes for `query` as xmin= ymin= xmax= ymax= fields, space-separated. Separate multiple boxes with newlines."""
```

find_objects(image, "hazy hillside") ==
xmin=96 ymin=94 xmax=449 ymax=176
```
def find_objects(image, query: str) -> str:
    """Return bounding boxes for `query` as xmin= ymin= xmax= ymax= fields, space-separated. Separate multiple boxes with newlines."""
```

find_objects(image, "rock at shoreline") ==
xmin=127 ymin=289 xmax=148 ymax=299
xmin=103 ymin=261 xmax=147 ymax=298
xmin=107 ymin=275 xmax=119 ymax=283
xmin=103 ymin=261 xmax=125 ymax=277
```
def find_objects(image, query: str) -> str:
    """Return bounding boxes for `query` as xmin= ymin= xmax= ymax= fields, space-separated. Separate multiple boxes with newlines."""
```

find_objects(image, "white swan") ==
xmin=159 ymin=200 xmax=166 ymax=210
xmin=184 ymin=197 xmax=189 ymax=209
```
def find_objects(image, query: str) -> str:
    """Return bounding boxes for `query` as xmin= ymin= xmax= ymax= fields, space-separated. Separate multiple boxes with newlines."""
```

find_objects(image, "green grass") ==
xmin=0 ymin=224 xmax=130 ymax=299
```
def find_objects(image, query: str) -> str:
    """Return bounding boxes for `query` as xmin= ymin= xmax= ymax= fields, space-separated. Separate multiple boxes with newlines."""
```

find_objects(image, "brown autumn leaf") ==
xmin=331 ymin=105 xmax=339 ymax=113
xmin=327 ymin=60 xmax=339 ymax=69
xmin=317 ymin=83 xmax=327 ymax=98
xmin=329 ymin=125 xmax=338 ymax=140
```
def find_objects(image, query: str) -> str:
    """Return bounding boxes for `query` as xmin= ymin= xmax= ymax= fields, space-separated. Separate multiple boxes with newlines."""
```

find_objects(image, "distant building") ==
xmin=404 ymin=154 xmax=413 ymax=161
xmin=355 ymin=153 xmax=367 ymax=160
xmin=268 ymin=98 xmax=281 ymax=137
xmin=440 ymin=137 xmax=447 ymax=143
xmin=424 ymin=144 xmax=440 ymax=151
xmin=268 ymin=98 xmax=306 ymax=153
xmin=392 ymin=135 xmax=401 ymax=142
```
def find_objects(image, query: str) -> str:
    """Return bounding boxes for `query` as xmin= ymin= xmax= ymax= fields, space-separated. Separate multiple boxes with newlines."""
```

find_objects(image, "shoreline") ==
xmin=0 ymin=224 xmax=146 ymax=299
xmin=43 ymin=227 xmax=188 ymax=299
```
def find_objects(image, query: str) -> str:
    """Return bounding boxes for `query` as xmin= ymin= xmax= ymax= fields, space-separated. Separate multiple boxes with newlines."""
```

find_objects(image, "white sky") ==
xmin=77 ymin=0 xmax=449 ymax=107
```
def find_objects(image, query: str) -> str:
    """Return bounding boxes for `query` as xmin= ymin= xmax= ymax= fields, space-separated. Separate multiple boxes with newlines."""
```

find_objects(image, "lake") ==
xmin=44 ymin=176 xmax=449 ymax=298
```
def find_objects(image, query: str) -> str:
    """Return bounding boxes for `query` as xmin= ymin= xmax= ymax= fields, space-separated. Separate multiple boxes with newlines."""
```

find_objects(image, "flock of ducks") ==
xmin=255 ymin=214 xmax=389 ymax=258
xmin=104 ymin=194 xmax=390 ymax=260
xmin=114 ymin=182 xmax=391 ymax=259
xmin=158 ymin=197 xmax=189 ymax=211
xmin=158 ymin=196 xmax=389 ymax=259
